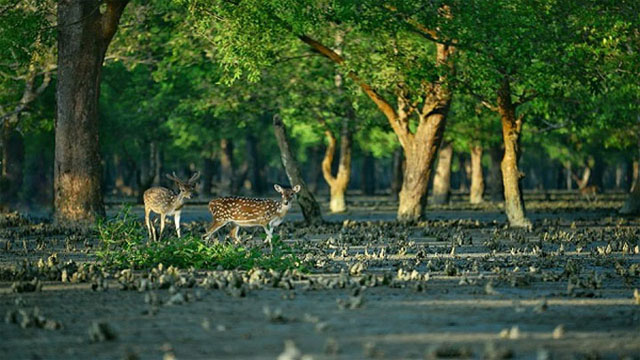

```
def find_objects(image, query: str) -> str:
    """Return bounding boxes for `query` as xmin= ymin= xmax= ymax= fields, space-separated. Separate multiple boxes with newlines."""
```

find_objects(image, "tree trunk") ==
xmin=470 ymin=145 xmax=484 ymax=204
xmin=621 ymin=139 xmax=640 ymax=214
xmin=390 ymin=148 xmax=403 ymax=200
xmin=631 ymin=160 xmax=639 ymax=192
xmin=487 ymin=145 xmax=504 ymax=202
xmin=621 ymin=181 xmax=640 ymax=215
xmin=245 ymin=134 xmax=263 ymax=195
xmin=321 ymin=116 xmax=352 ymax=213
xmin=298 ymin=35 xmax=453 ymax=222
xmin=572 ymin=166 xmax=591 ymax=190
xmin=136 ymin=142 xmax=158 ymax=203
xmin=0 ymin=123 xmax=24 ymax=211
xmin=273 ymin=114 xmax=323 ymax=224
xmin=361 ymin=153 xmax=375 ymax=195
xmin=497 ymin=79 xmax=531 ymax=228
xmin=396 ymin=44 xmax=452 ymax=221
xmin=563 ymin=161 xmax=573 ymax=190
xmin=430 ymin=141 xmax=453 ymax=205
xmin=457 ymin=154 xmax=469 ymax=192
xmin=201 ymin=157 xmax=215 ymax=197
xmin=54 ymin=0 xmax=128 ymax=223
xmin=307 ymin=146 xmax=323 ymax=193
xmin=219 ymin=138 xmax=234 ymax=194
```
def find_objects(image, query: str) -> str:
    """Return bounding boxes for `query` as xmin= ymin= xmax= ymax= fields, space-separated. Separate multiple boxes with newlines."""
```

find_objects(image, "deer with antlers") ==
xmin=143 ymin=172 xmax=200 ymax=241
xmin=203 ymin=184 xmax=301 ymax=248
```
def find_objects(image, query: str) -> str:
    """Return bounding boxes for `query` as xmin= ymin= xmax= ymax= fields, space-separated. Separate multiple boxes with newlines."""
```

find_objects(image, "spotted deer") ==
xmin=143 ymin=172 xmax=200 ymax=241
xmin=203 ymin=184 xmax=301 ymax=247
xmin=579 ymin=185 xmax=599 ymax=202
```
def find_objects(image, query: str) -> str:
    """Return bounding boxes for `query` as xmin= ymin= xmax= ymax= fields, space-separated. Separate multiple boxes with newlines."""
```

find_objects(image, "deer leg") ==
xmin=174 ymin=211 xmax=182 ymax=238
xmin=229 ymin=225 xmax=240 ymax=243
xmin=144 ymin=207 xmax=154 ymax=241
xmin=263 ymin=226 xmax=274 ymax=251
xmin=203 ymin=220 xmax=226 ymax=241
xmin=159 ymin=214 xmax=166 ymax=241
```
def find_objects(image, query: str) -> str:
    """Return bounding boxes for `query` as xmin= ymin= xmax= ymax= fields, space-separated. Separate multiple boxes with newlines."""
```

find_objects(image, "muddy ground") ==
xmin=1 ymin=193 xmax=639 ymax=360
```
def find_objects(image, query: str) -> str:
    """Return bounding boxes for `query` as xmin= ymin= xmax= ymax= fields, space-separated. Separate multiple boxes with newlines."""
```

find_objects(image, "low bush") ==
xmin=95 ymin=208 xmax=305 ymax=272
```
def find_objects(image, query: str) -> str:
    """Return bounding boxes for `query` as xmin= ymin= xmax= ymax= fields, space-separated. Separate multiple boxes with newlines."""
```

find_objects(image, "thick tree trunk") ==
xmin=396 ymin=44 xmax=452 ymax=221
xmin=487 ymin=145 xmax=504 ymax=202
xmin=298 ymin=35 xmax=453 ymax=221
xmin=397 ymin=118 xmax=447 ymax=220
xmin=470 ymin=145 xmax=485 ymax=204
xmin=390 ymin=148 xmax=403 ymax=200
xmin=54 ymin=0 xmax=128 ymax=223
xmin=430 ymin=141 xmax=453 ymax=205
xmin=361 ymin=153 xmax=375 ymax=195
xmin=246 ymin=134 xmax=263 ymax=195
xmin=273 ymin=115 xmax=323 ymax=224
xmin=497 ymin=79 xmax=531 ymax=228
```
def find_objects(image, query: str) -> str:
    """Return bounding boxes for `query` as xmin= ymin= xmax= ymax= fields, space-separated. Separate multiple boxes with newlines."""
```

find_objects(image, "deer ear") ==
xmin=274 ymin=184 xmax=283 ymax=193
xmin=292 ymin=184 xmax=301 ymax=193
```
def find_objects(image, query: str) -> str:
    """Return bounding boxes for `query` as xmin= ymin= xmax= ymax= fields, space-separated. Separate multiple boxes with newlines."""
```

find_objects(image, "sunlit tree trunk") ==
xmin=430 ymin=141 xmax=453 ymax=205
xmin=321 ymin=116 xmax=352 ymax=213
xmin=273 ymin=114 xmax=323 ymax=224
xmin=470 ymin=145 xmax=484 ymax=204
xmin=572 ymin=166 xmax=591 ymax=190
xmin=497 ymin=79 xmax=531 ymax=228
xmin=299 ymin=36 xmax=453 ymax=222
xmin=54 ymin=0 xmax=129 ymax=223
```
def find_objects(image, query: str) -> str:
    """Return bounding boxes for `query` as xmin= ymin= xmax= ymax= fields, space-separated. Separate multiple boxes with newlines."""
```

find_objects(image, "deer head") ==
xmin=274 ymin=184 xmax=301 ymax=207
xmin=166 ymin=171 xmax=200 ymax=199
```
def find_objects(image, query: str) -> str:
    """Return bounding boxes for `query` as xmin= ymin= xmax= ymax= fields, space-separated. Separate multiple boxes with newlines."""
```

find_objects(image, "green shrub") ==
xmin=95 ymin=208 xmax=305 ymax=271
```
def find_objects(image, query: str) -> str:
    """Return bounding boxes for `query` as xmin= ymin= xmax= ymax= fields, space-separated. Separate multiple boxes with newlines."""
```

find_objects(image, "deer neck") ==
xmin=171 ymin=190 xmax=188 ymax=210
xmin=276 ymin=199 xmax=292 ymax=217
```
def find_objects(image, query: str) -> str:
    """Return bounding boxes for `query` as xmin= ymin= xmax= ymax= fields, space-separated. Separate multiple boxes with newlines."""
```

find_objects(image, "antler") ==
xmin=188 ymin=171 xmax=201 ymax=184
xmin=166 ymin=171 xmax=181 ymax=183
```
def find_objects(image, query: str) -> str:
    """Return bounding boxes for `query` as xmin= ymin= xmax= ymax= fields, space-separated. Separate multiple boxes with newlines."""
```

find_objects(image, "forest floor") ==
xmin=0 ymin=192 xmax=639 ymax=360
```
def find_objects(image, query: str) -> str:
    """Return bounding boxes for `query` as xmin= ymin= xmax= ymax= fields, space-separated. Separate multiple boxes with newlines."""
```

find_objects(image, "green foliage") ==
xmin=95 ymin=208 xmax=306 ymax=271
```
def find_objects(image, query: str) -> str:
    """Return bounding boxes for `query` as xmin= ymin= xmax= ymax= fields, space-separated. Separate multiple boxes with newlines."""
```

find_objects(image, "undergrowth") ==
xmin=95 ymin=208 xmax=305 ymax=272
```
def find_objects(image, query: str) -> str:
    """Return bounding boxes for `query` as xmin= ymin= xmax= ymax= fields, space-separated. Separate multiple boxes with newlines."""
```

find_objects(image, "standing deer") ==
xmin=579 ymin=184 xmax=599 ymax=203
xmin=143 ymin=172 xmax=200 ymax=241
xmin=203 ymin=184 xmax=301 ymax=247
